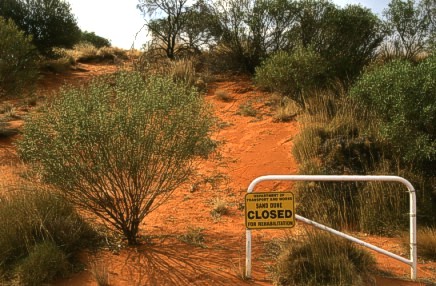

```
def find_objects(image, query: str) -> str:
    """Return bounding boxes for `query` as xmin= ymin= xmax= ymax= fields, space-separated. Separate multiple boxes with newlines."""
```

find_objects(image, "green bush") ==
xmin=269 ymin=229 xmax=375 ymax=286
xmin=0 ymin=189 xmax=96 ymax=283
xmin=18 ymin=72 xmax=215 ymax=245
xmin=0 ymin=0 xmax=81 ymax=55
xmin=350 ymin=55 xmax=436 ymax=173
xmin=81 ymin=30 xmax=111 ymax=48
xmin=255 ymin=48 xmax=326 ymax=107
xmin=0 ymin=16 xmax=39 ymax=97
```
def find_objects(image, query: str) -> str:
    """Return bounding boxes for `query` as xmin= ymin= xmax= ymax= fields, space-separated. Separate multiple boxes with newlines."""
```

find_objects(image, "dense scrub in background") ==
xmin=0 ymin=16 xmax=39 ymax=97
xmin=255 ymin=47 xmax=326 ymax=107
xmin=18 ymin=72 xmax=215 ymax=245
xmin=80 ymin=30 xmax=111 ymax=48
xmin=0 ymin=0 xmax=81 ymax=56
xmin=138 ymin=0 xmax=384 ymax=77
xmin=383 ymin=0 xmax=435 ymax=60
xmin=350 ymin=55 xmax=436 ymax=172
xmin=0 ymin=189 xmax=97 ymax=285
xmin=292 ymin=52 xmax=436 ymax=234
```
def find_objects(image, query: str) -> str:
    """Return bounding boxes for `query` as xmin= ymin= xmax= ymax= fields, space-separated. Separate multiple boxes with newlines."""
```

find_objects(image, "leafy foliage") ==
xmin=0 ymin=0 xmax=81 ymax=55
xmin=0 ymin=16 xmax=39 ymax=97
xmin=383 ymin=0 xmax=435 ymax=60
xmin=321 ymin=4 xmax=385 ymax=81
xmin=255 ymin=47 xmax=326 ymax=106
xmin=291 ymin=1 xmax=384 ymax=82
xmin=208 ymin=0 xmax=299 ymax=72
xmin=350 ymin=55 xmax=436 ymax=171
xmin=18 ymin=72 xmax=215 ymax=244
xmin=81 ymin=31 xmax=111 ymax=48
xmin=137 ymin=0 xmax=212 ymax=59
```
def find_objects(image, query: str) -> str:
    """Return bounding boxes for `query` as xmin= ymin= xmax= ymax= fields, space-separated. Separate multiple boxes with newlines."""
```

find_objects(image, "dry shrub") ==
xmin=90 ymin=259 xmax=110 ymax=286
xmin=292 ymin=91 xmax=402 ymax=232
xmin=43 ymin=57 xmax=74 ymax=73
xmin=169 ymin=58 xmax=196 ymax=87
xmin=215 ymin=90 xmax=232 ymax=102
xmin=98 ymin=46 xmax=128 ymax=61
xmin=72 ymin=42 xmax=99 ymax=62
xmin=402 ymin=227 xmax=436 ymax=261
xmin=179 ymin=226 xmax=206 ymax=247
xmin=61 ymin=43 xmax=128 ymax=63
xmin=210 ymin=197 xmax=228 ymax=219
xmin=237 ymin=101 xmax=257 ymax=117
xmin=273 ymin=97 xmax=301 ymax=122
xmin=358 ymin=166 xmax=409 ymax=235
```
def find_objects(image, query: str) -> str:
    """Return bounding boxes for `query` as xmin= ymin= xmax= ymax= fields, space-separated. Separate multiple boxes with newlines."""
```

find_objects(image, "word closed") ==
xmin=245 ymin=192 xmax=295 ymax=229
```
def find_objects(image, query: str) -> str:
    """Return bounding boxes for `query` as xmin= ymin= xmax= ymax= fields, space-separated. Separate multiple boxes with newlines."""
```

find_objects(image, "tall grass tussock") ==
xmin=268 ymin=229 xmax=376 ymax=286
xmin=291 ymin=89 xmax=418 ymax=234
xmin=0 ymin=188 xmax=97 ymax=285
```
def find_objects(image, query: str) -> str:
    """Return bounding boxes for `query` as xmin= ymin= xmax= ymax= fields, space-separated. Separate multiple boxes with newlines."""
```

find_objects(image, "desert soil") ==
xmin=0 ymin=63 xmax=434 ymax=286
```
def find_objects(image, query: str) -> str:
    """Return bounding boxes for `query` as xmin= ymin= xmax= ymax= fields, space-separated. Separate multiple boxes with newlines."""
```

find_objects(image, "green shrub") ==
xmin=350 ymin=55 xmax=436 ymax=173
xmin=0 ymin=16 xmax=39 ymax=97
xmin=81 ymin=30 xmax=111 ymax=48
xmin=18 ymin=72 xmax=215 ymax=245
xmin=0 ymin=0 xmax=81 ymax=56
xmin=15 ymin=241 xmax=70 ymax=286
xmin=0 ymin=189 xmax=96 ymax=283
xmin=255 ymin=48 xmax=326 ymax=107
xmin=269 ymin=229 xmax=375 ymax=286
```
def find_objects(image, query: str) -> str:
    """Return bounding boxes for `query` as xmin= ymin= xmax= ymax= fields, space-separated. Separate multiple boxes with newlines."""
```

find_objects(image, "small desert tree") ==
xmin=18 ymin=72 xmax=215 ymax=245
xmin=383 ymin=0 xmax=435 ymax=60
xmin=138 ymin=0 xmax=191 ymax=59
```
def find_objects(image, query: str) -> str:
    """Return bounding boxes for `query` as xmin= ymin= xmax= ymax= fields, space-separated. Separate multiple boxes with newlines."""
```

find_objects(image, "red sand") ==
xmin=0 ymin=63 xmax=433 ymax=285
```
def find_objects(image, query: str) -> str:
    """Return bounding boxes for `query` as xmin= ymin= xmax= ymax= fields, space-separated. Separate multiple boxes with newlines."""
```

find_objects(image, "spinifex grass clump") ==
xmin=269 ymin=229 xmax=376 ymax=286
xmin=0 ymin=189 xmax=96 ymax=285
xmin=293 ymin=92 xmax=387 ymax=231
xmin=402 ymin=227 xmax=436 ymax=261
xmin=18 ymin=71 xmax=215 ymax=245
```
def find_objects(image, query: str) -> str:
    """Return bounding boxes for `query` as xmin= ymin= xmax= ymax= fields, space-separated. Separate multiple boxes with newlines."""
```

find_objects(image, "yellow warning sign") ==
xmin=245 ymin=192 xmax=295 ymax=229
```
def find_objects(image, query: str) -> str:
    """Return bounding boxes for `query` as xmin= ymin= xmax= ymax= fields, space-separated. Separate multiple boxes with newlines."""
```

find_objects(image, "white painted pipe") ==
xmin=245 ymin=175 xmax=417 ymax=281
